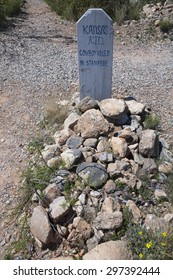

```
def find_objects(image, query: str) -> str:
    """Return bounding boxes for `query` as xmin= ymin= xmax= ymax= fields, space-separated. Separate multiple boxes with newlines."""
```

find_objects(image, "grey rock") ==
xmin=93 ymin=211 xmax=123 ymax=230
xmin=76 ymin=162 xmax=108 ymax=188
xmin=86 ymin=229 xmax=104 ymax=251
xmin=53 ymin=176 xmax=67 ymax=191
xmin=154 ymin=189 xmax=167 ymax=201
xmin=159 ymin=138 xmax=170 ymax=149
xmin=159 ymin=173 xmax=168 ymax=183
xmin=99 ymin=152 xmax=114 ymax=163
xmin=55 ymin=170 xmax=70 ymax=177
xmin=83 ymin=205 xmax=97 ymax=222
xmin=83 ymin=138 xmax=98 ymax=148
xmin=90 ymin=190 xmax=102 ymax=198
xmin=44 ymin=183 xmax=61 ymax=204
xmin=160 ymin=148 xmax=173 ymax=163
xmin=49 ymin=196 xmax=71 ymax=223
xmin=83 ymin=240 xmax=131 ymax=260
xmin=78 ymin=96 xmax=99 ymax=113
xmin=129 ymin=115 xmax=141 ymax=130
xmin=140 ymin=158 xmax=158 ymax=175
xmin=66 ymin=135 xmax=83 ymax=149
xmin=41 ymin=145 xmax=60 ymax=161
xmin=88 ymin=196 xmax=99 ymax=208
xmin=30 ymin=206 xmax=56 ymax=245
xmin=139 ymin=129 xmax=160 ymax=158
xmin=131 ymin=151 xmax=144 ymax=165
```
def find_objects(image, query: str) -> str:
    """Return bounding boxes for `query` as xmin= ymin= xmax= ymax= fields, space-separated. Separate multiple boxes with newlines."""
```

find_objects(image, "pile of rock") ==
xmin=29 ymin=96 xmax=173 ymax=259
xmin=141 ymin=1 xmax=173 ymax=32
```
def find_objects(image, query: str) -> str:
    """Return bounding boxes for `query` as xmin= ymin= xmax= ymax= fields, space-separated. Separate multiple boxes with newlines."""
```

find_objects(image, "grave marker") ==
xmin=77 ymin=8 xmax=114 ymax=101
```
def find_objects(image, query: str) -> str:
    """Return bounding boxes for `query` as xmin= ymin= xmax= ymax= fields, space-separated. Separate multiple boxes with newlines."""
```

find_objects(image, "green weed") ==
xmin=126 ymin=224 xmax=173 ymax=259
xmin=0 ymin=0 xmax=24 ymax=29
xmin=111 ymin=206 xmax=133 ymax=241
xmin=144 ymin=113 xmax=160 ymax=130
xmin=159 ymin=19 xmax=173 ymax=33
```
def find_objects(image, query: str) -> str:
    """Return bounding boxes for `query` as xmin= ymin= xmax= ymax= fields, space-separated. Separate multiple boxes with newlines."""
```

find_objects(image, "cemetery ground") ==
xmin=0 ymin=0 xmax=173 ymax=259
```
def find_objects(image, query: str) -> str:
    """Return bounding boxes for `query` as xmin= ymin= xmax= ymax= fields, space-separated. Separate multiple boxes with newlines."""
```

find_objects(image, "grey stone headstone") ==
xmin=77 ymin=9 xmax=114 ymax=101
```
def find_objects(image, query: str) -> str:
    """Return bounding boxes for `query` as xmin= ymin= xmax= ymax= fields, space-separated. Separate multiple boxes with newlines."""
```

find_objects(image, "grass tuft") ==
xmin=0 ymin=0 xmax=24 ymax=29
xmin=144 ymin=113 xmax=160 ymax=130
xmin=159 ymin=19 xmax=173 ymax=33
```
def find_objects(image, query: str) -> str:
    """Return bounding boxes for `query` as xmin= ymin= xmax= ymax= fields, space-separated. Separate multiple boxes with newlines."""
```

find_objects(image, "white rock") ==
xmin=60 ymin=148 xmax=82 ymax=169
xmin=93 ymin=211 xmax=123 ymax=230
xmin=125 ymin=99 xmax=145 ymax=114
xmin=99 ymin=98 xmax=127 ymax=119
xmin=49 ymin=196 xmax=71 ymax=223
xmin=64 ymin=112 xmax=80 ymax=131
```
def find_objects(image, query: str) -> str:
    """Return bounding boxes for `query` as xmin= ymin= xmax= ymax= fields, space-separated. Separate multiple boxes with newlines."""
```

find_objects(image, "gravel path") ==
xmin=0 ymin=0 xmax=173 ymax=258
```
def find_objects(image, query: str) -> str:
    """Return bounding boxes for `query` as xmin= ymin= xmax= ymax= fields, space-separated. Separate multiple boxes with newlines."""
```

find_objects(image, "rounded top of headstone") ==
xmin=77 ymin=8 xmax=113 ymax=24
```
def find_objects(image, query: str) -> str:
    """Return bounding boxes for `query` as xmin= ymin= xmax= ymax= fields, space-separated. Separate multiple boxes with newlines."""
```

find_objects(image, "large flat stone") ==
xmin=93 ymin=211 xmax=123 ymax=230
xmin=99 ymin=98 xmax=127 ymax=119
xmin=30 ymin=206 xmax=56 ymax=245
xmin=83 ymin=240 xmax=131 ymax=260
xmin=76 ymin=109 xmax=111 ymax=138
